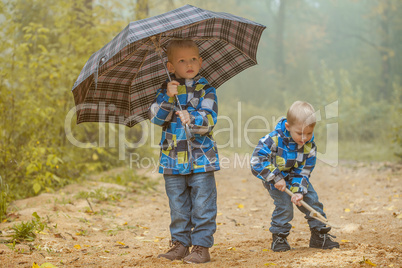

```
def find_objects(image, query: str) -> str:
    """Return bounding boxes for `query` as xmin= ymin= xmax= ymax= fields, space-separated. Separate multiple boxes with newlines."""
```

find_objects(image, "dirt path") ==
xmin=1 ymin=157 xmax=401 ymax=267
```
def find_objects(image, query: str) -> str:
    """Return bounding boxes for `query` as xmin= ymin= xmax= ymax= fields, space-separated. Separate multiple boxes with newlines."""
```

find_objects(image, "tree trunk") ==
xmin=74 ymin=0 xmax=93 ymax=27
xmin=275 ymin=0 xmax=286 ymax=75
xmin=379 ymin=5 xmax=391 ymax=99
xmin=136 ymin=0 xmax=149 ymax=20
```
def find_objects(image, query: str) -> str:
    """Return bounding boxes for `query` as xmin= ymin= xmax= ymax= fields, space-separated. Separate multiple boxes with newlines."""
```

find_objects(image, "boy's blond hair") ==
xmin=166 ymin=39 xmax=199 ymax=62
xmin=287 ymin=101 xmax=316 ymax=127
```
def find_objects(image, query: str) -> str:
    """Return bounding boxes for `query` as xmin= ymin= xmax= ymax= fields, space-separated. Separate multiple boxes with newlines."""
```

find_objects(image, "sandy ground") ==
xmin=0 ymin=156 xmax=401 ymax=267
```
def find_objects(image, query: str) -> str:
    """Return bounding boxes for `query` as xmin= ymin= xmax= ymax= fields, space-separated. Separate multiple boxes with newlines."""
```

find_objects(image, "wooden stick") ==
xmin=284 ymin=188 xmax=339 ymax=228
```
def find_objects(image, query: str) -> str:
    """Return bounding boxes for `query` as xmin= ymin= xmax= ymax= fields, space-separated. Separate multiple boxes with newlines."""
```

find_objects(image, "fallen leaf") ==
xmin=74 ymin=245 xmax=81 ymax=249
xmin=32 ymin=263 xmax=40 ymax=268
xmin=237 ymin=204 xmax=244 ymax=209
xmin=117 ymin=242 xmax=125 ymax=246
xmin=264 ymin=263 xmax=277 ymax=266
xmin=39 ymin=263 xmax=59 ymax=268
xmin=359 ymin=257 xmax=377 ymax=267
xmin=54 ymin=233 xmax=65 ymax=239
xmin=344 ymin=208 xmax=351 ymax=212
xmin=341 ymin=239 xmax=350 ymax=243
xmin=227 ymin=247 xmax=236 ymax=250
xmin=217 ymin=212 xmax=223 ymax=216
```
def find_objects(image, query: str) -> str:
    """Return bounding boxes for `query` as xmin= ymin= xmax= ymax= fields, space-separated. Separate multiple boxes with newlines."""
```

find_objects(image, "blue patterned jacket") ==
xmin=148 ymin=74 xmax=220 ymax=175
xmin=250 ymin=118 xmax=317 ymax=194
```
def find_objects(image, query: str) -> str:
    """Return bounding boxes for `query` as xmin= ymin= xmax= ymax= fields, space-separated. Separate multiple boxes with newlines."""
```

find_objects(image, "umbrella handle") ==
xmin=175 ymin=96 xmax=195 ymax=141
xmin=156 ymin=44 xmax=194 ymax=142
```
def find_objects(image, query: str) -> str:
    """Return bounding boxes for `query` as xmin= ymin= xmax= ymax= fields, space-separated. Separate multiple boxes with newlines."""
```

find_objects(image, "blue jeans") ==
xmin=164 ymin=172 xmax=217 ymax=248
xmin=264 ymin=182 xmax=327 ymax=234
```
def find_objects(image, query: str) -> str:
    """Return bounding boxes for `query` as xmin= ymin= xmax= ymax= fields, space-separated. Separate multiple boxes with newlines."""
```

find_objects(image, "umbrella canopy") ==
xmin=72 ymin=4 xmax=266 ymax=127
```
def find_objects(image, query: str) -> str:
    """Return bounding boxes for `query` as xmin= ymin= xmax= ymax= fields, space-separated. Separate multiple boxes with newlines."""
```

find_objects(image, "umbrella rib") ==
xmin=81 ymin=38 xmax=153 ymax=118
xmin=188 ymin=36 xmax=259 ymax=65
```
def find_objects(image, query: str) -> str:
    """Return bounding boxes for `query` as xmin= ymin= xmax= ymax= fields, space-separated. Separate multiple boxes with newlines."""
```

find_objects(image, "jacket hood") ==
xmin=275 ymin=117 xmax=315 ymax=146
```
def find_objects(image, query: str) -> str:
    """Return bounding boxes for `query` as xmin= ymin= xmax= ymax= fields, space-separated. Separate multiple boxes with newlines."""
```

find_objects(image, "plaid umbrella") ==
xmin=72 ymin=4 xmax=266 ymax=127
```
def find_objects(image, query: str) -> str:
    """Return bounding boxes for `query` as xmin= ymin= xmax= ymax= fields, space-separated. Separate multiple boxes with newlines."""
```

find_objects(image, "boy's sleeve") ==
xmin=187 ymin=85 xmax=218 ymax=135
xmin=148 ymin=83 xmax=176 ymax=127
xmin=250 ymin=134 xmax=287 ymax=183
xmin=290 ymin=143 xmax=317 ymax=194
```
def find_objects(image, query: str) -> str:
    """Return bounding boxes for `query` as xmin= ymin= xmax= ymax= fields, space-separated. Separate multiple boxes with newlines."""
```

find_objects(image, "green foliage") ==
xmin=0 ymin=176 xmax=9 ymax=222
xmin=390 ymin=82 xmax=402 ymax=159
xmin=10 ymin=212 xmax=48 ymax=243
xmin=0 ymin=0 xmax=152 ymax=201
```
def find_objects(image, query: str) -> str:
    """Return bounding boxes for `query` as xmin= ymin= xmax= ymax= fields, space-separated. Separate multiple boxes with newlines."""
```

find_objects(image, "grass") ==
xmin=75 ymin=187 xmax=123 ymax=202
xmin=9 ymin=212 xmax=48 ymax=243
xmin=99 ymin=169 xmax=158 ymax=192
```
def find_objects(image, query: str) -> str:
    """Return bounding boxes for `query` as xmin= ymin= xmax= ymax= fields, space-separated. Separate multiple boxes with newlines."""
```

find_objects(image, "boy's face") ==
xmin=285 ymin=122 xmax=315 ymax=146
xmin=167 ymin=47 xmax=202 ymax=79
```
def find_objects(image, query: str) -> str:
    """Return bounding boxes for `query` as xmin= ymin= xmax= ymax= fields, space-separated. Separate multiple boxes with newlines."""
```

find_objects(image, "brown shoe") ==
xmin=158 ymin=241 xmax=190 ymax=261
xmin=183 ymin=245 xmax=210 ymax=264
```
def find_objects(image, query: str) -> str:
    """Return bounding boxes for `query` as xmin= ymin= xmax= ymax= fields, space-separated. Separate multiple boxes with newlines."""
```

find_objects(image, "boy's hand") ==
xmin=176 ymin=110 xmax=191 ymax=125
xmin=167 ymin=80 xmax=180 ymax=97
xmin=274 ymin=179 xmax=286 ymax=192
xmin=291 ymin=193 xmax=303 ymax=206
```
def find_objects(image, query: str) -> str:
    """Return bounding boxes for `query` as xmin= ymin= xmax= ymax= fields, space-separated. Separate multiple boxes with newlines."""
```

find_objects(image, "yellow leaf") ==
xmin=117 ymin=241 xmax=125 ymax=246
xmin=92 ymin=153 xmax=98 ymax=161
xmin=262 ymin=249 xmax=269 ymax=252
xmin=40 ymin=263 xmax=59 ymax=268
xmin=217 ymin=212 xmax=223 ymax=216
xmin=344 ymin=208 xmax=350 ymax=212
xmin=227 ymin=247 xmax=236 ymax=250
xmin=365 ymin=259 xmax=377 ymax=266
xmin=74 ymin=245 xmax=81 ymax=249
xmin=238 ymin=204 xmax=244 ymax=209
xmin=264 ymin=263 xmax=277 ymax=266
xmin=154 ymin=239 xmax=159 ymax=242
xmin=217 ymin=222 xmax=223 ymax=225
xmin=397 ymin=214 xmax=402 ymax=219
xmin=32 ymin=263 xmax=40 ymax=268
xmin=341 ymin=239 xmax=350 ymax=243
xmin=123 ymin=222 xmax=128 ymax=225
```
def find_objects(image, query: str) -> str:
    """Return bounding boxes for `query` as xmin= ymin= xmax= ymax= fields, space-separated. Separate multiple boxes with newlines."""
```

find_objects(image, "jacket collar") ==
xmin=169 ymin=73 xmax=202 ymax=86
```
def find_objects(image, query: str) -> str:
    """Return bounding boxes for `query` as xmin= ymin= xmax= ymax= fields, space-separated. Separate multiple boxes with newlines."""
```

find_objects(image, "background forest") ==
xmin=0 ymin=0 xmax=401 ymax=206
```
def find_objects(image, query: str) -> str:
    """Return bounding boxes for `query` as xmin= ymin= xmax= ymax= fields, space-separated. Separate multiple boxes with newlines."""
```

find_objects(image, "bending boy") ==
xmin=250 ymin=101 xmax=339 ymax=252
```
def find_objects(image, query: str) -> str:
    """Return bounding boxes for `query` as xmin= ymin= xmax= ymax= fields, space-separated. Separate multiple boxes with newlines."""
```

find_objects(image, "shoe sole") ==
xmin=272 ymin=249 xmax=290 ymax=252
xmin=184 ymin=260 xmax=210 ymax=264
xmin=309 ymin=245 xmax=340 ymax=249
